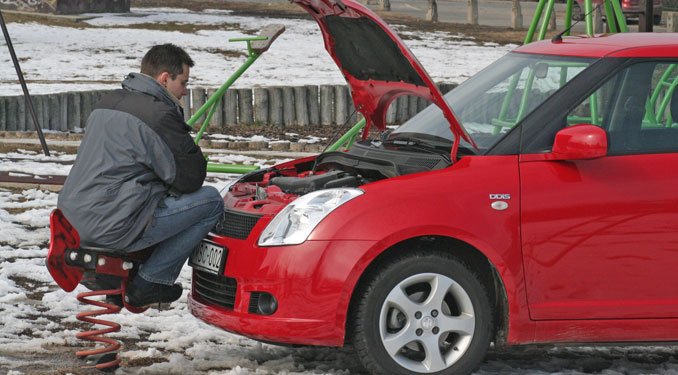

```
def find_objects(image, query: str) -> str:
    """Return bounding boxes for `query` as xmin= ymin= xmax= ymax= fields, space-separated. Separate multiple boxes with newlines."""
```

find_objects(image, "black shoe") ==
xmin=81 ymin=270 xmax=122 ymax=291
xmin=124 ymin=279 xmax=183 ymax=308
xmin=105 ymin=294 xmax=124 ymax=308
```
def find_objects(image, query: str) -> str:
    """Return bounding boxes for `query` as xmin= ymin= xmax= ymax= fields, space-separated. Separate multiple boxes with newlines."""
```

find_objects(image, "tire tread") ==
xmin=350 ymin=250 xmax=494 ymax=375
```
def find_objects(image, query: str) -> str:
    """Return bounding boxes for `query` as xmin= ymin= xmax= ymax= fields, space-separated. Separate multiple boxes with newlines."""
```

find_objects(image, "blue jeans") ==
xmin=128 ymin=186 xmax=224 ymax=286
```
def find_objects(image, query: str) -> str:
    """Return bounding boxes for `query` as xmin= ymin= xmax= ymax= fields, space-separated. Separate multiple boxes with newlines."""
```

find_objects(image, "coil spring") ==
xmin=75 ymin=288 xmax=123 ymax=370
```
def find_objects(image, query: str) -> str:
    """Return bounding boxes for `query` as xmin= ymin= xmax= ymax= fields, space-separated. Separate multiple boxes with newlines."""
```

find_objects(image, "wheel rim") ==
xmin=378 ymin=273 xmax=476 ymax=373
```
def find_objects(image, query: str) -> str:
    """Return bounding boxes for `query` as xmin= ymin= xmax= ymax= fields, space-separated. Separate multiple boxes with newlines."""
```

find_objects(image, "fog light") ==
xmin=249 ymin=292 xmax=278 ymax=315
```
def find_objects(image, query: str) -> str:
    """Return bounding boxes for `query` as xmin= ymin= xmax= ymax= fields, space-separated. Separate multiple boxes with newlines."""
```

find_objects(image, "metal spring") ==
xmin=75 ymin=288 xmax=123 ymax=370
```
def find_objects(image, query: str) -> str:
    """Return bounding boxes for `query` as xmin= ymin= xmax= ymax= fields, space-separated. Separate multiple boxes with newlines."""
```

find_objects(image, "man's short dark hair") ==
xmin=141 ymin=44 xmax=195 ymax=79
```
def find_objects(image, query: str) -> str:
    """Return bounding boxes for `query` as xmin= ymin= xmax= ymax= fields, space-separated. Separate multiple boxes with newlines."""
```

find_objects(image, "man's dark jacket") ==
xmin=58 ymin=73 xmax=207 ymax=250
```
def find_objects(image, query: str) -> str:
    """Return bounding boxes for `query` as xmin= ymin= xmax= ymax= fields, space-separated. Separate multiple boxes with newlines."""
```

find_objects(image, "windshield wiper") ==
xmin=381 ymin=136 xmax=451 ymax=158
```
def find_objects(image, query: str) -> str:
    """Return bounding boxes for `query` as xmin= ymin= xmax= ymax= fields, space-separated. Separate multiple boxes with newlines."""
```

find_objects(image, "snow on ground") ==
xmin=0 ymin=7 xmax=516 ymax=96
xmin=2 ymin=150 xmax=678 ymax=374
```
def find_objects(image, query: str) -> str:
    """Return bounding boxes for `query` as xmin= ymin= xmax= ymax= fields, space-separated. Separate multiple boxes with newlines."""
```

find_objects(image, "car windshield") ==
xmin=389 ymin=52 xmax=595 ymax=153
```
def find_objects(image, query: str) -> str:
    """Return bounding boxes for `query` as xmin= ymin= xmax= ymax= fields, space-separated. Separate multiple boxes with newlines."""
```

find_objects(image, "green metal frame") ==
xmin=189 ymin=36 xmax=269 ymax=175
xmin=486 ymin=0 xmax=628 ymax=132
xmin=525 ymin=0 xmax=627 ymax=44
xmin=644 ymin=64 xmax=678 ymax=127
xmin=327 ymin=118 xmax=367 ymax=152
xmin=491 ymin=61 xmax=593 ymax=133
xmin=523 ymin=1 xmax=678 ymax=129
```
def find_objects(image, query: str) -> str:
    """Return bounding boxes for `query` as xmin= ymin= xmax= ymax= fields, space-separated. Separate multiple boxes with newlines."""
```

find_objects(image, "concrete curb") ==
xmin=0 ymin=131 xmax=327 ymax=154
xmin=0 ymin=137 xmax=318 ymax=159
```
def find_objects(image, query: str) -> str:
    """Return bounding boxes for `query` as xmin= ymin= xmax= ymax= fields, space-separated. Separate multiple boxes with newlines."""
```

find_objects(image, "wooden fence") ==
xmin=0 ymin=83 xmax=457 ymax=132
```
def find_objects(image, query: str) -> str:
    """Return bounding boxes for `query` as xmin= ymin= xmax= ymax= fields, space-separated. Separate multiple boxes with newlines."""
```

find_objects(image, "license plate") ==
xmin=189 ymin=241 xmax=226 ymax=275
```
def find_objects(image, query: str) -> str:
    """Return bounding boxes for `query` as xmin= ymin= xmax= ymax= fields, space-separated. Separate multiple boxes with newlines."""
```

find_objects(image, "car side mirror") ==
xmin=550 ymin=124 xmax=608 ymax=161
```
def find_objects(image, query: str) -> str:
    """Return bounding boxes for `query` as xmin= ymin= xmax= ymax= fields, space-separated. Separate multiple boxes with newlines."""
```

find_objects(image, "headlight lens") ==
xmin=258 ymin=188 xmax=364 ymax=246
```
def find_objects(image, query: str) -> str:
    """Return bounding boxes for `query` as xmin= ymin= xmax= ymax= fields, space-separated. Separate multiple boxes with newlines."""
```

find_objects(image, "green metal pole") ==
xmin=189 ymin=36 xmax=268 ymax=131
xmin=590 ymin=93 xmax=599 ymax=124
xmin=189 ymin=53 xmax=260 ymax=129
xmin=195 ymin=97 xmax=223 ymax=144
xmin=189 ymin=35 xmax=269 ymax=175
xmin=564 ymin=0 xmax=573 ymax=35
xmin=651 ymin=65 xmax=675 ymax=106
xmin=584 ymin=0 xmax=594 ymax=36
xmin=537 ymin=0 xmax=557 ymax=41
xmin=492 ymin=73 xmax=521 ymax=134
xmin=524 ymin=0 xmax=548 ymax=44
xmin=514 ymin=70 xmax=537 ymax=122
xmin=610 ymin=0 xmax=628 ymax=32
xmin=645 ymin=64 xmax=675 ymax=125
xmin=603 ymin=0 xmax=618 ymax=32
xmin=206 ymin=162 xmax=259 ymax=174
xmin=657 ymin=80 xmax=678 ymax=125
xmin=326 ymin=118 xmax=367 ymax=152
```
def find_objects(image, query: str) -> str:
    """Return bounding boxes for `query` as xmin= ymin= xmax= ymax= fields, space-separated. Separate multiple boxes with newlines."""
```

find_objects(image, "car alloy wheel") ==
xmin=380 ymin=273 xmax=476 ymax=372
xmin=351 ymin=252 xmax=493 ymax=375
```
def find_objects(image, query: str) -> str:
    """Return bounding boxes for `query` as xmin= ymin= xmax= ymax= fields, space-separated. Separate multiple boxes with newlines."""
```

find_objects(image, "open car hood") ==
xmin=290 ymin=0 xmax=474 ymax=151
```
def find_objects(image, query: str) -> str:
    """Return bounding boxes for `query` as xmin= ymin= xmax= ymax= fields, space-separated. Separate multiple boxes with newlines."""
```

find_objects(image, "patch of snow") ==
xmin=0 ymin=8 xmax=513 ymax=96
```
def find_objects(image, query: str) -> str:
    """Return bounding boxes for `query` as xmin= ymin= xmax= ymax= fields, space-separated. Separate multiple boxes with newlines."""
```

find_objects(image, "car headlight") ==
xmin=258 ymin=188 xmax=364 ymax=247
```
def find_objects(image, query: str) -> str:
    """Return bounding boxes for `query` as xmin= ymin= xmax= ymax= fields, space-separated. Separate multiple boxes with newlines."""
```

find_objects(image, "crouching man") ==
xmin=57 ymin=44 xmax=224 ymax=307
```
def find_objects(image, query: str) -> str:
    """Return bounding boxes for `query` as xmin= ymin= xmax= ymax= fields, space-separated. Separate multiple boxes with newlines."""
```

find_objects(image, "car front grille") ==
xmin=213 ymin=209 xmax=262 ymax=240
xmin=193 ymin=270 xmax=237 ymax=309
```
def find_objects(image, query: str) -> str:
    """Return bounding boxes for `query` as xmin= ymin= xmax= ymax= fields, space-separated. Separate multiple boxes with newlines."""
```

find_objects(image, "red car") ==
xmin=188 ymin=1 xmax=678 ymax=374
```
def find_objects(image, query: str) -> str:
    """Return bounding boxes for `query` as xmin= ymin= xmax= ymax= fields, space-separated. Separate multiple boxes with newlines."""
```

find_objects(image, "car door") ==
xmin=520 ymin=60 xmax=678 ymax=320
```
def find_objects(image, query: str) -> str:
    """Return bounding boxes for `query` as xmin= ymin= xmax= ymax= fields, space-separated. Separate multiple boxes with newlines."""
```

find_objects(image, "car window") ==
xmin=392 ymin=53 xmax=592 ymax=152
xmin=478 ymin=59 xmax=588 ymax=136
xmin=564 ymin=61 xmax=678 ymax=155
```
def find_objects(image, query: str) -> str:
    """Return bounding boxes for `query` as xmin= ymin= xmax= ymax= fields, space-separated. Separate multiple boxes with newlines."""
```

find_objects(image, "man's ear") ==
xmin=156 ymin=71 xmax=170 ymax=86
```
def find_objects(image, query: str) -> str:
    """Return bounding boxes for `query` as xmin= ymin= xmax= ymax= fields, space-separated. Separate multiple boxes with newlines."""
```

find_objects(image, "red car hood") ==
xmin=290 ymin=0 xmax=474 ymax=151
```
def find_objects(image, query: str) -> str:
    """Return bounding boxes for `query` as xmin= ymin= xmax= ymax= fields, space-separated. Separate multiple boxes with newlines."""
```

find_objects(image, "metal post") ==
xmin=603 ymin=0 xmax=618 ymax=32
xmin=327 ymin=118 xmax=366 ymax=152
xmin=0 ymin=10 xmax=50 ymax=156
xmin=524 ymin=0 xmax=547 ymax=44
xmin=564 ymin=0 xmax=574 ymax=35
xmin=584 ymin=0 xmax=594 ymax=36
xmin=206 ymin=163 xmax=258 ymax=174
xmin=537 ymin=0 xmax=557 ymax=40
xmin=639 ymin=0 xmax=653 ymax=31
xmin=609 ymin=0 xmax=628 ymax=32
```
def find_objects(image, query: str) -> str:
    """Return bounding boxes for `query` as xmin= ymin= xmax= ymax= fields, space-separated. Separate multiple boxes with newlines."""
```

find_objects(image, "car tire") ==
xmin=571 ymin=3 xmax=584 ymax=21
xmin=350 ymin=252 xmax=493 ymax=375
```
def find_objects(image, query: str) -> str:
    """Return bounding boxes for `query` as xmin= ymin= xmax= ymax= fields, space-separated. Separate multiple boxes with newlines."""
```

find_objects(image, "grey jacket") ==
xmin=57 ymin=73 xmax=207 ymax=250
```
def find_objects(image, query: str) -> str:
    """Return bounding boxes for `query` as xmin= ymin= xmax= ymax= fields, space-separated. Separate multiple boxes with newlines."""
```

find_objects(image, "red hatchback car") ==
xmin=188 ymin=1 xmax=678 ymax=374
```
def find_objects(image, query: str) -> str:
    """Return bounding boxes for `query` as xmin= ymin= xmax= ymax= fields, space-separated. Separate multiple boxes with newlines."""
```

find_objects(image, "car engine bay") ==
xmin=224 ymin=141 xmax=452 ymax=214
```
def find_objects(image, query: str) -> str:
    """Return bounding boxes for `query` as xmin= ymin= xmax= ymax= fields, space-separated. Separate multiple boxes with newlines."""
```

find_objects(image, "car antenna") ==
xmin=552 ymin=2 xmax=603 ymax=43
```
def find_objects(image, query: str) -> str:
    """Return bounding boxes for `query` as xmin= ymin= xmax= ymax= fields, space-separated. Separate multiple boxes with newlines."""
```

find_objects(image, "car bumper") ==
xmin=188 ymin=236 xmax=377 ymax=347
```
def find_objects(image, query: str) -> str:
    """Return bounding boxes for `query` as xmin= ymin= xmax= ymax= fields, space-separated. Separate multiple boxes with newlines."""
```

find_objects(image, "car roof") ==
xmin=515 ymin=33 xmax=678 ymax=58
